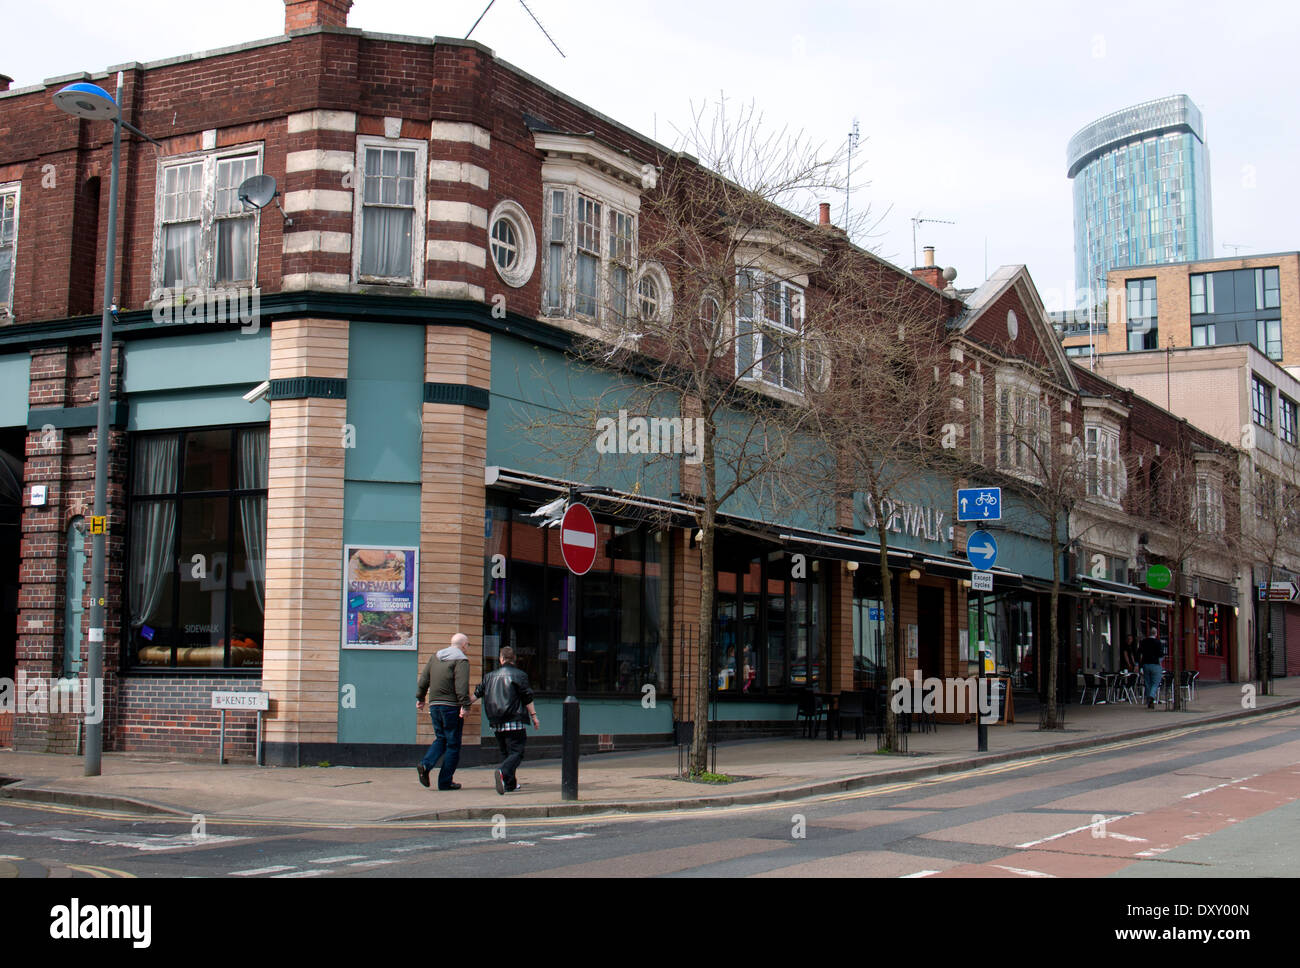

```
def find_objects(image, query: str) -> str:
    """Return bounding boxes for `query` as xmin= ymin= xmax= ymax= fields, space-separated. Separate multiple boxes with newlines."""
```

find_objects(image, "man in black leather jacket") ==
xmin=473 ymin=646 xmax=540 ymax=794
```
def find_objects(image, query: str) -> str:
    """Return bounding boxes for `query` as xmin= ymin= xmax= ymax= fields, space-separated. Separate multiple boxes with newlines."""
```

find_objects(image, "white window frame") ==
xmin=541 ymin=183 xmax=638 ymax=328
xmin=735 ymin=268 xmax=805 ymax=394
xmin=995 ymin=372 xmax=1047 ymax=482
xmin=487 ymin=199 xmax=536 ymax=289
xmin=150 ymin=144 xmax=264 ymax=297
xmin=969 ymin=372 xmax=985 ymax=463
xmin=1085 ymin=423 xmax=1121 ymax=504
xmin=352 ymin=136 xmax=427 ymax=287
xmin=635 ymin=261 xmax=673 ymax=326
xmin=0 ymin=181 xmax=19 ymax=315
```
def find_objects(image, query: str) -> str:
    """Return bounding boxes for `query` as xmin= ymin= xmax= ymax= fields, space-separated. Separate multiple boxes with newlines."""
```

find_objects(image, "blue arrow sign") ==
xmin=957 ymin=487 xmax=1001 ymax=522
xmin=966 ymin=529 xmax=999 ymax=571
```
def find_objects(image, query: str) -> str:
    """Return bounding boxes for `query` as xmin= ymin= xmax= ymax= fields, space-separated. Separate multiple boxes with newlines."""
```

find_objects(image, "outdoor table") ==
xmin=814 ymin=692 xmax=839 ymax=740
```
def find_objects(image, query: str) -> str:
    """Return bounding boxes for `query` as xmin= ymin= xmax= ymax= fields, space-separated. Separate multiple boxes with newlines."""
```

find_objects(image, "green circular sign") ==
xmin=1146 ymin=564 xmax=1172 ymax=590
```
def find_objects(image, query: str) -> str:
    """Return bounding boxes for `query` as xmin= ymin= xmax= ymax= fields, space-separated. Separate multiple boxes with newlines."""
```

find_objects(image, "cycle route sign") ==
xmin=957 ymin=487 xmax=1002 ymax=522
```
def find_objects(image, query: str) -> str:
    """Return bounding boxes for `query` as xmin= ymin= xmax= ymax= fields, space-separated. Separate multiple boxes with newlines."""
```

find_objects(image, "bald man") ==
xmin=416 ymin=632 xmax=472 ymax=790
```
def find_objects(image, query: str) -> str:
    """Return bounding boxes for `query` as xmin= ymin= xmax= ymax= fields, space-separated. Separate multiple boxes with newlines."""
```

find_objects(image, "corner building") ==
xmin=0 ymin=2 xmax=1234 ymax=762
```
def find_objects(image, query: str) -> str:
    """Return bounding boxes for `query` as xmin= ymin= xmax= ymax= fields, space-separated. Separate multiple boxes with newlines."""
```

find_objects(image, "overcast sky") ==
xmin=9 ymin=0 xmax=1299 ymax=309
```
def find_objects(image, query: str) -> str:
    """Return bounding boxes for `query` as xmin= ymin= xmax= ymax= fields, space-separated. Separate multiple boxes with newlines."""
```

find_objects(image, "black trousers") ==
xmin=495 ymin=729 xmax=527 ymax=789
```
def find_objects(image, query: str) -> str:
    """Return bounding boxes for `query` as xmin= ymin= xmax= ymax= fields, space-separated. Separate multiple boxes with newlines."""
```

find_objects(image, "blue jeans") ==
xmin=420 ymin=705 xmax=464 ymax=788
xmin=1143 ymin=664 xmax=1163 ymax=702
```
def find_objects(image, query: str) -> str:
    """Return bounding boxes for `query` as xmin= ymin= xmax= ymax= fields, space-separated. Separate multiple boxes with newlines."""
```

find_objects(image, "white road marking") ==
xmin=311 ymin=854 xmax=367 ymax=864
xmin=230 ymin=865 xmax=295 ymax=876
xmin=543 ymin=833 xmax=594 ymax=841
xmin=6 ymin=826 xmax=245 ymax=852
xmin=385 ymin=845 xmax=430 ymax=853
xmin=1182 ymin=775 xmax=1257 ymax=799
xmin=273 ymin=869 xmax=327 ymax=878
xmin=900 ymin=870 xmax=940 ymax=878
xmin=508 ymin=841 xmax=537 ymax=846
xmin=346 ymin=859 xmax=398 ymax=868
xmin=992 ymin=865 xmax=1055 ymax=878
xmin=1105 ymin=832 xmax=1148 ymax=843
xmin=1016 ymin=815 xmax=1129 ymax=849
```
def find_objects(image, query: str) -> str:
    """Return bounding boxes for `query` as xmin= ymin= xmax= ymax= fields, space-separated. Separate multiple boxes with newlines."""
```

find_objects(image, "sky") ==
xmin=6 ymin=0 xmax=1299 ymax=310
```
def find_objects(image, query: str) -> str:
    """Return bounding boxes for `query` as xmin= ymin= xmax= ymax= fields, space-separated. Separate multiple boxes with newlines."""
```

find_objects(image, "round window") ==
xmin=638 ymin=275 xmax=660 ymax=320
xmin=486 ymin=200 xmax=536 ymax=288
xmin=491 ymin=218 xmax=518 ymax=272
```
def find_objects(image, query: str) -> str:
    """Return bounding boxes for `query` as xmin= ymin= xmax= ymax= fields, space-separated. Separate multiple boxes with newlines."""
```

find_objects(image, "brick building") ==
xmin=0 ymin=1 xmax=1250 ymax=761
xmin=1061 ymin=252 xmax=1300 ymax=371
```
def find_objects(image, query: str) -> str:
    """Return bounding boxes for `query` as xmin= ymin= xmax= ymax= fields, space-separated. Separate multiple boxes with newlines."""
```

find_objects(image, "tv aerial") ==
xmin=911 ymin=214 xmax=955 ymax=268
xmin=466 ymin=0 xmax=566 ymax=57
xmin=238 ymin=173 xmax=293 ymax=226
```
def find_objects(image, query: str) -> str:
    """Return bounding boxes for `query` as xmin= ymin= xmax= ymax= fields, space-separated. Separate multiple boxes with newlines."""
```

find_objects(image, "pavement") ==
xmin=2 ymin=680 xmax=1297 ymax=824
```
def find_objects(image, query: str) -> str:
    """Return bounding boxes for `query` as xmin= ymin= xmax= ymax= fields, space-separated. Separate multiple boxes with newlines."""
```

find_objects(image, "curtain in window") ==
xmin=237 ymin=428 xmax=268 ymax=613
xmin=163 ymin=222 xmax=201 ymax=288
xmin=216 ymin=216 xmax=254 ymax=283
xmin=128 ymin=436 xmax=179 ymax=631
xmin=360 ymin=207 xmax=412 ymax=278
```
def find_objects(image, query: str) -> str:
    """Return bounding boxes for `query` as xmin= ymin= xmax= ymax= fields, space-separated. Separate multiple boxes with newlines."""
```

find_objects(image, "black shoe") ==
xmin=495 ymin=769 xmax=505 ymax=795
xmin=439 ymin=782 xmax=462 ymax=791
xmin=417 ymin=764 xmax=430 ymax=787
xmin=506 ymin=781 xmax=521 ymax=793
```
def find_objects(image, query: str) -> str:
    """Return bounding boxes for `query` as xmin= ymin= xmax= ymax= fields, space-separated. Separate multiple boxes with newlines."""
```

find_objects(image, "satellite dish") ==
xmin=237 ymin=173 xmax=293 ymax=226
xmin=238 ymin=174 xmax=278 ymax=210
xmin=53 ymin=82 xmax=120 ymax=122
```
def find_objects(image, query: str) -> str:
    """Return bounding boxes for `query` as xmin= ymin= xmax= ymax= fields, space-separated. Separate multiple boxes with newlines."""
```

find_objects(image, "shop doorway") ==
xmin=917 ymin=586 xmax=945 ymax=678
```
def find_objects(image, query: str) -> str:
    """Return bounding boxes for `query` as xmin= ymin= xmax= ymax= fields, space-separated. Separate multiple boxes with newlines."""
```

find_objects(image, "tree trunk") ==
xmin=689 ymin=415 xmax=719 ymax=776
xmin=877 ymin=499 xmax=898 ymax=752
xmin=1170 ymin=566 xmax=1184 ymax=712
xmin=1045 ymin=527 xmax=1061 ymax=728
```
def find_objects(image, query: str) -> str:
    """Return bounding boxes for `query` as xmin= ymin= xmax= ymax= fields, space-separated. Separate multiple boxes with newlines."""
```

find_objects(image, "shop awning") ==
xmin=1080 ymin=577 xmax=1174 ymax=607
xmin=920 ymin=555 xmax=1023 ymax=586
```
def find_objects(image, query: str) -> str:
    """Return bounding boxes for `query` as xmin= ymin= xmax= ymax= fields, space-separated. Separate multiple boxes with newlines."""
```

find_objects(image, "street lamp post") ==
xmin=53 ymin=75 xmax=158 ymax=777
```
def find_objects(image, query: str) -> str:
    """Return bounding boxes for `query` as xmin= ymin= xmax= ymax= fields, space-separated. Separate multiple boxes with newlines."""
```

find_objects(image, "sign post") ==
xmin=964 ymin=528 xmax=999 ymax=752
xmin=559 ymin=500 xmax=597 ymax=801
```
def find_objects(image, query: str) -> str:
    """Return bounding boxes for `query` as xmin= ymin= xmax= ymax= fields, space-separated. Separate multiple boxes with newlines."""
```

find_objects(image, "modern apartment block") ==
xmin=1067 ymin=95 xmax=1214 ymax=308
xmin=1061 ymin=253 xmax=1300 ymax=368
xmin=1096 ymin=344 xmax=1300 ymax=678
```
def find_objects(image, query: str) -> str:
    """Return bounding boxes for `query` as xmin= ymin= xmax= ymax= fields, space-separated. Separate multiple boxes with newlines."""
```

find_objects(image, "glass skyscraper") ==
xmin=1067 ymin=95 xmax=1213 ymax=307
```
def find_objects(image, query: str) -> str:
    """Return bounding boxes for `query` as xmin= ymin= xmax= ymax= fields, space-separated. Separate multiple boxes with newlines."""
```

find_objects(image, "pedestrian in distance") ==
xmin=416 ymin=632 xmax=472 ymax=790
xmin=1139 ymin=626 xmax=1164 ymax=708
xmin=473 ymin=646 xmax=540 ymax=794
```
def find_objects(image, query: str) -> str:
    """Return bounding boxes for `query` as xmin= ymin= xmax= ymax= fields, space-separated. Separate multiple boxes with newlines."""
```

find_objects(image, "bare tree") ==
xmin=518 ymin=100 xmax=868 ymax=775
xmin=978 ymin=368 xmax=1088 ymax=728
xmin=797 ymin=268 xmax=961 ymax=751
xmin=1129 ymin=434 xmax=1238 ymax=710
xmin=1241 ymin=444 xmax=1300 ymax=695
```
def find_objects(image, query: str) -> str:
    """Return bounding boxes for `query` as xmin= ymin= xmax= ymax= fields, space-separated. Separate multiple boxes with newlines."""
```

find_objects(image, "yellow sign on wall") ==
xmin=88 ymin=516 xmax=107 ymax=534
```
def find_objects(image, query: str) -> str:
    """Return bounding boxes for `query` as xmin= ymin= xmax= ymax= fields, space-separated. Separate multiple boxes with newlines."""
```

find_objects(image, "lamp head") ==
xmin=53 ymin=82 xmax=119 ymax=122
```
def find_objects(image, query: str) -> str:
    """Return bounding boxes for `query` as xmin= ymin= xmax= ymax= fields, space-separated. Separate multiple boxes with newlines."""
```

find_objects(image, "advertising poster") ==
xmin=342 ymin=545 xmax=418 ymax=650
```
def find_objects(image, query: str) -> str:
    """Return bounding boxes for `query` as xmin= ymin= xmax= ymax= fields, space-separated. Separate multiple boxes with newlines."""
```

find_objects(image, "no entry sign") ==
xmin=561 ymin=502 xmax=598 ymax=575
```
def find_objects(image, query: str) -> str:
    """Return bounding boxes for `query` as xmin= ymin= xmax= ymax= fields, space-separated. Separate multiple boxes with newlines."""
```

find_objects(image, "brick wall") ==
xmin=118 ymin=675 xmax=263 ymax=759
xmin=15 ymin=341 xmax=126 ymax=754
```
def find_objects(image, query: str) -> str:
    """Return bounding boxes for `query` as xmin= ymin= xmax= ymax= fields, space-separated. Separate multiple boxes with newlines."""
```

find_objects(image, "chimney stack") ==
xmin=912 ymin=245 xmax=946 ymax=289
xmin=818 ymin=202 xmax=831 ymax=226
xmin=284 ymin=0 xmax=353 ymax=33
xmin=0 ymin=75 xmax=11 ymax=93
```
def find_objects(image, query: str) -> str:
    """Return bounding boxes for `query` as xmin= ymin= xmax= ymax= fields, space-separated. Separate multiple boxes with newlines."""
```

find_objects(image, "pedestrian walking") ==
xmin=416 ymin=632 xmax=472 ymax=790
xmin=1139 ymin=626 xmax=1164 ymax=708
xmin=474 ymin=646 xmax=540 ymax=794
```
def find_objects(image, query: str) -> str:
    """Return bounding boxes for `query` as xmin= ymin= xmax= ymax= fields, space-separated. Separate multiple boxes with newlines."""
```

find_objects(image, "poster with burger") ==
xmin=342 ymin=545 xmax=418 ymax=650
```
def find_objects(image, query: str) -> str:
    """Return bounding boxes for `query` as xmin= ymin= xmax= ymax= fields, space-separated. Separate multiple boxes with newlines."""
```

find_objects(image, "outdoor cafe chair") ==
xmin=795 ymin=690 xmax=826 ymax=738
xmin=836 ymin=691 xmax=867 ymax=740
